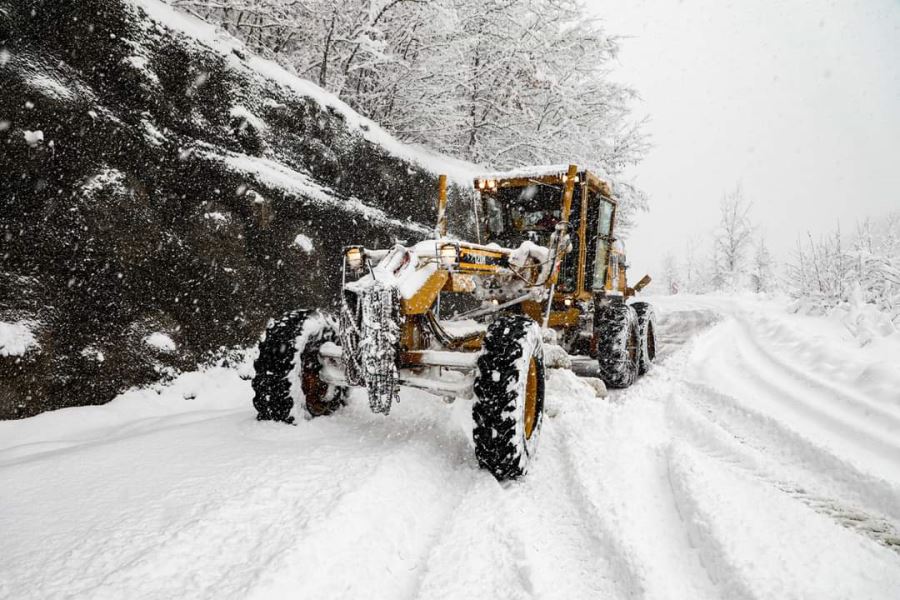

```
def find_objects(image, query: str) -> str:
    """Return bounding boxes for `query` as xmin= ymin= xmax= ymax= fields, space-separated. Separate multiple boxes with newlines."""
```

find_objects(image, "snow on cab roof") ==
xmin=473 ymin=164 xmax=574 ymax=181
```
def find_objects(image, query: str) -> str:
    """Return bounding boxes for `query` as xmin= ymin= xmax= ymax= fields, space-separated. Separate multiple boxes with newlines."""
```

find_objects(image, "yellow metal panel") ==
xmin=576 ymin=182 xmax=588 ymax=295
xmin=460 ymin=247 xmax=504 ymax=259
xmin=521 ymin=301 xmax=579 ymax=328
xmin=633 ymin=274 xmax=652 ymax=292
xmin=458 ymin=263 xmax=499 ymax=273
xmin=401 ymin=270 xmax=449 ymax=314
xmin=522 ymin=300 xmax=543 ymax=322
xmin=547 ymin=308 xmax=580 ymax=328
xmin=436 ymin=174 xmax=448 ymax=237
xmin=560 ymin=164 xmax=578 ymax=225
xmin=545 ymin=165 xmax=579 ymax=288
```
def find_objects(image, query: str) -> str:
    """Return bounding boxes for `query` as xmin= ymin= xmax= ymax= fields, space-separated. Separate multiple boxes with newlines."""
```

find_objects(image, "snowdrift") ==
xmin=0 ymin=0 xmax=475 ymax=418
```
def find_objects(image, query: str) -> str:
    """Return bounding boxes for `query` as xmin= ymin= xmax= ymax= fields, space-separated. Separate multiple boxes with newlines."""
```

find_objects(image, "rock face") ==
xmin=0 ymin=0 xmax=472 ymax=418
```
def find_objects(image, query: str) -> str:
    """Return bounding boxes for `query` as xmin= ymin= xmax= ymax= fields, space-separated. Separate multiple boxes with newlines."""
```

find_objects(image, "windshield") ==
xmin=480 ymin=184 xmax=563 ymax=247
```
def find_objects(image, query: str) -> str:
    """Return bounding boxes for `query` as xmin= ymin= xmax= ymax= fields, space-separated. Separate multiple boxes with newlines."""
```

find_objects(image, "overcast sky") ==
xmin=586 ymin=0 xmax=900 ymax=279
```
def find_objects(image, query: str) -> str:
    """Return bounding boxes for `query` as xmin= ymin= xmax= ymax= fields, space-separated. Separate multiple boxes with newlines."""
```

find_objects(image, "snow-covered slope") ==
xmin=0 ymin=0 xmax=477 ymax=418
xmin=2 ymin=295 xmax=898 ymax=599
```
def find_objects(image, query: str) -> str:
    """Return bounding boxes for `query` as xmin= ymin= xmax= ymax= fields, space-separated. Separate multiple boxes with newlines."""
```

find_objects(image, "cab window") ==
xmin=592 ymin=197 xmax=615 ymax=291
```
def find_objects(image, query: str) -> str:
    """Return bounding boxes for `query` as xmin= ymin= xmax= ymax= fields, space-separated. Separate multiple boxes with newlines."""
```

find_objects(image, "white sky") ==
xmin=586 ymin=0 xmax=900 ymax=278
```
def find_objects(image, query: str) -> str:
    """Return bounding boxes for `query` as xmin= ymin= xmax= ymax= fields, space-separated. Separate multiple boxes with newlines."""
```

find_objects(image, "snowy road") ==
xmin=2 ymin=295 xmax=900 ymax=599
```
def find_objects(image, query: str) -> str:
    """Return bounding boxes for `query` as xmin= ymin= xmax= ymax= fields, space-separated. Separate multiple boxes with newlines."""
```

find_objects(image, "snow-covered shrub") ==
xmin=787 ymin=212 xmax=900 ymax=335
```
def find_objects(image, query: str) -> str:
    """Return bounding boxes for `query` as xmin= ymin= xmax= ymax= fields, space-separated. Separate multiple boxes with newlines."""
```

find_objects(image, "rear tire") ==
xmin=595 ymin=302 xmax=640 ymax=389
xmin=473 ymin=315 xmax=545 ymax=481
xmin=252 ymin=310 xmax=346 ymax=423
xmin=631 ymin=302 xmax=657 ymax=375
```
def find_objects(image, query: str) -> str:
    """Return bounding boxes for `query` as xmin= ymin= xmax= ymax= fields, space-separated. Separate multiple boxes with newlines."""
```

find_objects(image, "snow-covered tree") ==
xmin=713 ymin=185 xmax=754 ymax=290
xmin=662 ymin=252 xmax=681 ymax=295
xmin=680 ymin=237 xmax=703 ymax=293
xmin=787 ymin=212 xmax=900 ymax=325
xmin=750 ymin=233 xmax=774 ymax=293
xmin=169 ymin=0 xmax=647 ymax=182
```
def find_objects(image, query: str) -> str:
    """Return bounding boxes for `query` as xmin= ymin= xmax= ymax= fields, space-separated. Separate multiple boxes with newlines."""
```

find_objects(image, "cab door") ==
xmin=588 ymin=191 xmax=616 ymax=293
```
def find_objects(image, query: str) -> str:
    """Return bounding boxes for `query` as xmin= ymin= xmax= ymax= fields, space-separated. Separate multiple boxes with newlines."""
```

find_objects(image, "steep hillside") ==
xmin=0 ymin=0 xmax=474 ymax=418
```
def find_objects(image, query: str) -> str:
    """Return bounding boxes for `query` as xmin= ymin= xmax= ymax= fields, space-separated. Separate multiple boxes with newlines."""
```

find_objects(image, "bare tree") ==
xmin=682 ymin=237 xmax=701 ymax=293
xmin=750 ymin=233 xmax=773 ymax=293
xmin=713 ymin=185 xmax=754 ymax=290
xmin=662 ymin=252 xmax=681 ymax=295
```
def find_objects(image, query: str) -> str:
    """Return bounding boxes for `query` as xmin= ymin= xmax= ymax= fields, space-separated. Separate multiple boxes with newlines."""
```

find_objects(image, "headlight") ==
xmin=439 ymin=244 xmax=459 ymax=267
xmin=345 ymin=246 xmax=363 ymax=270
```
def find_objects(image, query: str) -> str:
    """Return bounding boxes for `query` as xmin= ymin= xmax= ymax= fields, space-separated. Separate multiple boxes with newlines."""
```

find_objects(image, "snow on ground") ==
xmin=1 ymin=295 xmax=899 ymax=599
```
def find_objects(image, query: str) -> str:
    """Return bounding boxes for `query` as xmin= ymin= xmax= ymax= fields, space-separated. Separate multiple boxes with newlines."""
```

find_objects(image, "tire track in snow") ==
xmin=664 ymin=440 xmax=900 ymax=598
xmin=411 ymin=477 xmax=541 ymax=600
xmin=0 ymin=408 xmax=244 ymax=467
xmin=730 ymin=311 xmax=900 ymax=431
xmin=241 ymin=393 xmax=481 ymax=600
xmin=548 ymin=369 xmax=720 ymax=600
xmin=412 ymin=399 xmax=625 ymax=599
xmin=653 ymin=309 xmax=720 ymax=360
xmin=662 ymin=301 xmax=900 ymax=553
xmin=688 ymin=316 xmax=900 ymax=483
xmin=667 ymin=381 xmax=900 ymax=552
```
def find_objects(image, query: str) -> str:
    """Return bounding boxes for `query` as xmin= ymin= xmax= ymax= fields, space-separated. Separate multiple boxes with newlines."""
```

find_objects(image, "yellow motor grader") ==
xmin=252 ymin=164 xmax=655 ymax=480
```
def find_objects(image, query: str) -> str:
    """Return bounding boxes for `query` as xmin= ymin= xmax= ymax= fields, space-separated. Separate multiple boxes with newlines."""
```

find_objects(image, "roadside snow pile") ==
xmin=0 ymin=357 xmax=252 ymax=457
xmin=0 ymin=321 xmax=38 ymax=357
xmin=790 ymin=283 xmax=898 ymax=347
xmin=827 ymin=284 xmax=898 ymax=346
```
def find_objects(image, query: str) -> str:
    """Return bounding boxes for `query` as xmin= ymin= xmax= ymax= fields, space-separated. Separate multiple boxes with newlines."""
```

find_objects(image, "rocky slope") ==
xmin=0 ymin=0 xmax=473 ymax=418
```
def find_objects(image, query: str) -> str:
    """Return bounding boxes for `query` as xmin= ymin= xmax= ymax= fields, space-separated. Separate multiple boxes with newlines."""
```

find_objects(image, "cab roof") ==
xmin=473 ymin=164 xmax=613 ymax=199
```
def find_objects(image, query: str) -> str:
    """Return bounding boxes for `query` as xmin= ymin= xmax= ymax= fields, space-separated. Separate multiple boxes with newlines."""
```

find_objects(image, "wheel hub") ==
xmin=524 ymin=357 xmax=538 ymax=439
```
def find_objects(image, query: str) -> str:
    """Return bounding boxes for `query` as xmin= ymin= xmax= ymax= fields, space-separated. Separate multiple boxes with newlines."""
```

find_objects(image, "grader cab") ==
xmin=251 ymin=164 xmax=656 ymax=481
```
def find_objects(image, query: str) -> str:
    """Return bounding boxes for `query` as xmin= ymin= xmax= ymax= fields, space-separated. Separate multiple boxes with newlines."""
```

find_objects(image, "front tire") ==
xmin=631 ymin=302 xmax=657 ymax=375
xmin=473 ymin=315 xmax=545 ymax=481
xmin=252 ymin=310 xmax=346 ymax=423
xmin=595 ymin=302 xmax=640 ymax=389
